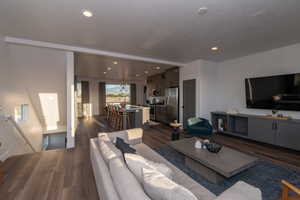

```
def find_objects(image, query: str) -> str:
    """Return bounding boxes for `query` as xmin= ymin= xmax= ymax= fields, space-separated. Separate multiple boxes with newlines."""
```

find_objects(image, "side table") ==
xmin=170 ymin=122 xmax=182 ymax=141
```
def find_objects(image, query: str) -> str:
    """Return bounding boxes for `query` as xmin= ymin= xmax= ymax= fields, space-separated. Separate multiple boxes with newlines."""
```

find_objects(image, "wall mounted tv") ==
xmin=245 ymin=73 xmax=300 ymax=111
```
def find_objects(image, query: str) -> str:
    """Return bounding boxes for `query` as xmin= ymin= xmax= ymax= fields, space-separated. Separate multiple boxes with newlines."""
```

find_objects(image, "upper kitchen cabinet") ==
xmin=147 ymin=67 xmax=179 ymax=96
xmin=147 ymin=73 xmax=167 ymax=96
xmin=165 ymin=68 xmax=179 ymax=88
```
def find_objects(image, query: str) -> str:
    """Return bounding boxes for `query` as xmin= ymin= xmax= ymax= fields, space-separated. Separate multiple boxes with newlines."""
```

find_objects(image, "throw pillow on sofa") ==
xmin=142 ymin=168 xmax=198 ymax=200
xmin=109 ymin=158 xmax=151 ymax=200
xmin=124 ymin=153 xmax=172 ymax=183
xmin=99 ymin=140 xmax=123 ymax=164
xmin=115 ymin=137 xmax=137 ymax=154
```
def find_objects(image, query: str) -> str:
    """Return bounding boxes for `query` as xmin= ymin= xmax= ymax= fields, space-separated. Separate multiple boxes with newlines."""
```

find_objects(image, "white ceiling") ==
xmin=75 ymin=53 xmax=176 ymax=81
xmin=1 ymin=0 xmax=300 ymax=62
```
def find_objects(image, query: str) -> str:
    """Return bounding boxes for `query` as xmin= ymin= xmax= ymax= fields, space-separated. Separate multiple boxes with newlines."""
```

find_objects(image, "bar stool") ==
xmin=104 ymin=105 xmax=109 ymax=120
xmin=111 ymin=106 xmax=118 ymax=128
xmin=116 ymin=110 xmax=123 ymax=130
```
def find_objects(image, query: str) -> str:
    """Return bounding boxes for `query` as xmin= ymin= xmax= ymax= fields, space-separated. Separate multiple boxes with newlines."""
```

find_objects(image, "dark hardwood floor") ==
xmin=1 ymin=116 xmax=300 ymax=200
xmin=0 ymin=118 xmax=102 ymax=200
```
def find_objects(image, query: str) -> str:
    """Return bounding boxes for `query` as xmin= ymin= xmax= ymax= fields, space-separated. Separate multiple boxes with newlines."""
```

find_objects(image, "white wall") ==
xmin=0 ymin=39 xmax=73 ymax=160
xmin=180 ymin=42 xmax=300 ymax=122
xmin=78 ymin=77 xmax=146 ymax=116
xmin=179 ymin=60 xmax=218 ymax=122
xmin=8 ymin=44 xmax=68 ymax=128
xmin=216 ymin=42 xmax=300 ymax=119
xmin=0 ymin=36 xmax=43 ymax=159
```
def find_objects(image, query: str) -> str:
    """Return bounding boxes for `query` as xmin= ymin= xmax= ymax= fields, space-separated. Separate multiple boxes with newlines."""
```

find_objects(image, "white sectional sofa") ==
xmin=90 ymin=128 xmax=262 ymax=200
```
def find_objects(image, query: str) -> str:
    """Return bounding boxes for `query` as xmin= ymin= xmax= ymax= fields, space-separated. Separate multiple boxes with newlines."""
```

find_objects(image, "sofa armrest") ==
xmin=98 ymin=128 xmax=143 ymax=145
xmin=215 ymin=181 xmax=262 ymax=200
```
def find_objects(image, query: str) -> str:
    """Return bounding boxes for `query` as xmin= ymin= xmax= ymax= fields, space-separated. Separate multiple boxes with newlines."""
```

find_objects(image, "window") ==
xmin=14 ymin=104 xmax=29 ymax=122
xmin=39 ymin=93 xmax=60 ymax=131
xmin=106 ymin=84 xmax=130 ymax=105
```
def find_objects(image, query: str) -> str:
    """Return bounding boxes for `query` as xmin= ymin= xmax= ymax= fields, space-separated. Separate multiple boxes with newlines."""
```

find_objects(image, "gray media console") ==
xmin=211 ymin=111 xmax=300 ymax=151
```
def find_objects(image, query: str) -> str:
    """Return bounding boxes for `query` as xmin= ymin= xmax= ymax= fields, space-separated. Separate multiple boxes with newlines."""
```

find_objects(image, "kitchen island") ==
xmin=119 ymin=105 xmax=150 ymax=129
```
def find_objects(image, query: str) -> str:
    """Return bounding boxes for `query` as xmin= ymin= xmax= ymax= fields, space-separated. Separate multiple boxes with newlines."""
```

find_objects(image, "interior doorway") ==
xmin=183 ymin=79 xmax=196 ymax=128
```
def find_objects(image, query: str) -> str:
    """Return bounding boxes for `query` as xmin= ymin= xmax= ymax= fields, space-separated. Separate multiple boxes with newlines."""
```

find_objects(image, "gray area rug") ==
xmin=153 ymin=145 xmax=300 ymax=200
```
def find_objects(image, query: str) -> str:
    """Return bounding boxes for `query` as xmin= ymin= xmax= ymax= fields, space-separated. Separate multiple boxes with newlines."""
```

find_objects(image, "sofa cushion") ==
xmin=98 ymin=133 xmax=112 ymax=142
xmin=142 ymin=168 xmax=198 ymax=200
xmin=115 ymin=137 xmax=136 ymax=154
xmin=90 ymin=139 xmax=120 ymax=200
xmin=99 ymin=128 xmax=143 ymax=145
xmin=109 ymin=158 xmax=151 ymax=200
xmin=99 ymin=140 xmax=122 ymax=164
xmin=125 ymin=153 xmax=172 ymax=183
xmin=215 ymin=181 xmax=262 ymax=200
xmin=132 ymin=143 xmax=216 ymax=200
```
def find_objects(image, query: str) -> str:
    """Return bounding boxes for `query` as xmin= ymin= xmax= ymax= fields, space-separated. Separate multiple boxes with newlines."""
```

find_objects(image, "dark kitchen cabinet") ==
xmin=276 ymin=121 xmax=300 ymax=151
xmin=165 ymin=68 xmax=179 ymax=87
xmin=147 ymin=67 xmax=179 ymax=97
xmin=147 ymin=74 xmax=166 ymax=96
xmin=248 ymin=118 xmax=276 ymax=145
xmin=155 ymin=105 xmax=167 ymax=123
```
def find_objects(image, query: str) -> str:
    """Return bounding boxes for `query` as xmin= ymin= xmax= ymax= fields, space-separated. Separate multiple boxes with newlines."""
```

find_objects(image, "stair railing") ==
xmin=0 ymin=114 xmax=36 ymax=153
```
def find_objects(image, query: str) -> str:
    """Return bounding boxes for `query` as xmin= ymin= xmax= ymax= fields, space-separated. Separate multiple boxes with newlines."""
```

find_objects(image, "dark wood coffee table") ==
xmin=169 ymin=138 xmax=258 ymax=183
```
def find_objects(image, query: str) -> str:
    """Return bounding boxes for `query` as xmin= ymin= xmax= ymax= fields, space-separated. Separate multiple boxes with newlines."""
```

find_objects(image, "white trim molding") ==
xmin=66 ymin=51 xmax=75 ymax=149
xmin=4 ymin=36 xmax=184 ymax=66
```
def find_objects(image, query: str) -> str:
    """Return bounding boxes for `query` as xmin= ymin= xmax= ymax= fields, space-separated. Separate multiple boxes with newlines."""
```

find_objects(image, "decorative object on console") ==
xmin=226 ymin=109 xmax=239 ymax=115
xmin=217 ymin=119 xmax=224 ymax=131
xmin=265 ymin=114 xmax=290 ymax=120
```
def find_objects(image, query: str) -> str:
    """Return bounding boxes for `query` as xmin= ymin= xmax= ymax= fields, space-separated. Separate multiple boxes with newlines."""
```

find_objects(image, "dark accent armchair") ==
xmin=186 ymin=117 xmax=213 ymax=138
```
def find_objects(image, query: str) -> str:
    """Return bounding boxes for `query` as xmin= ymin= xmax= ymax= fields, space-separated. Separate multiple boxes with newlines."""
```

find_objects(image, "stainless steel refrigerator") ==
xmin=165 ymin=87 xmax=179 ymax=123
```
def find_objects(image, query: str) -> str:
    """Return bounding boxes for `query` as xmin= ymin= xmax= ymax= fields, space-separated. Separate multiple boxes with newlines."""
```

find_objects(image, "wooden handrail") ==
xmin=282 ymin=180 xmax=300 ymax=200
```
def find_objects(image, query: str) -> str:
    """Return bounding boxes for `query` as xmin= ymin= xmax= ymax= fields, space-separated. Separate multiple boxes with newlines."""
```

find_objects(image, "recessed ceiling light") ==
xmin=103 ymin=71 xmax=107 ymax=74
xmin=82 ymin=10 xmax=93 ymax=18
xmin=155 ymin=66 xmax=160 ymax=70
xmin=107 ymin=67 xmax=112 ymax=71
xmin=198 ymin=7 xmax=208 ymax=15
xmin=113 ymin=61 xmax=118 ymax=65
xmin=144 ymin=71 xmax=149 ymax=74
xmin=136 ymin=74 xmax=140 ymax=77
xmin=211 ymin=46 xmax=219 ymax=51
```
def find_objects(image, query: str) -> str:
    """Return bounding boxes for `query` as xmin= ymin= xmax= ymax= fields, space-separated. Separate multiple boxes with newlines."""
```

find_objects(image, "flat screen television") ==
xmin=245 ymin=73 xmax=300 ymax=111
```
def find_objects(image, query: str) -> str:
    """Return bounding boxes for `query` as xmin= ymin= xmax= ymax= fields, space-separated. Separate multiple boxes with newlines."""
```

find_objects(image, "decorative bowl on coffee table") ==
xmin=205 ymin=142 xmax=223 ymax=153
